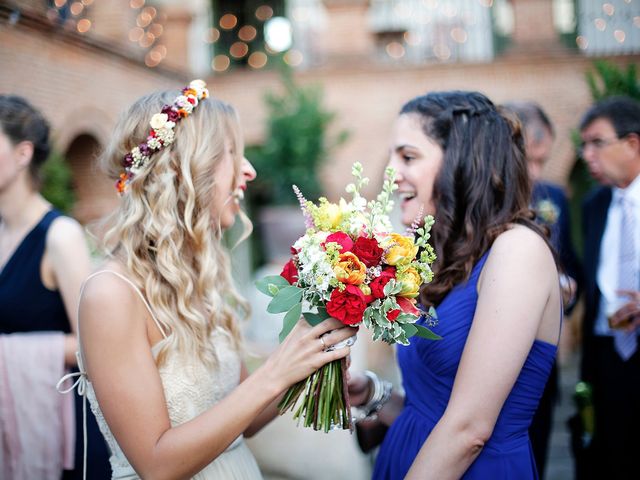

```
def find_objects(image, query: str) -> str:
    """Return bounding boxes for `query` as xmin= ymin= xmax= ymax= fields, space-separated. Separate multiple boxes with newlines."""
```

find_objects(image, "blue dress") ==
xmin=373 ymin=252 xmax=557 ymax=479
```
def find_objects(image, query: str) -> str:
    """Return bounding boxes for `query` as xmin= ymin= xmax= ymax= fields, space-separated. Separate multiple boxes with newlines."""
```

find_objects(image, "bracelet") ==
xmin=355 ymin=370 xmax=393 ymax=422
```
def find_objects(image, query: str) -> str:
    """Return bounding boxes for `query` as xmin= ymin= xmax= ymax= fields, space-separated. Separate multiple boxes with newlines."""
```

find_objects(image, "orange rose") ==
xmin=333 ymin=252 xmax=366 ymax=285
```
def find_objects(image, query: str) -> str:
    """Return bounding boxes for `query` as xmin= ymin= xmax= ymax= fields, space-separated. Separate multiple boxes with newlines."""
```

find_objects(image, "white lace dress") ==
xmin=64 ymin=271 xmax=263 ymax=480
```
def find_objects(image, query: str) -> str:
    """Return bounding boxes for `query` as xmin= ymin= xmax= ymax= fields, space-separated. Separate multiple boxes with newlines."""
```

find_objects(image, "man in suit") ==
xmin=579 ymin=96 xmax=640 ymax=479
xmin=503 ymin=101 xmax=581 ymax=479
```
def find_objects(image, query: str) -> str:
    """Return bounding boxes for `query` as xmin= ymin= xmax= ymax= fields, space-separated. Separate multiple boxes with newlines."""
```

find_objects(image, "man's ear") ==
xmin=14 ymin=140 xmax=34 ymax=169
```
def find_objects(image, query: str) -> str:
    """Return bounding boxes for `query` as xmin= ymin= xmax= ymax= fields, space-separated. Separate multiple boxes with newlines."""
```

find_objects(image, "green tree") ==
xmin=247 ymin=70 xmax=349 ymax=207
xmin=41 ymin=151 xmax=75 ymax=214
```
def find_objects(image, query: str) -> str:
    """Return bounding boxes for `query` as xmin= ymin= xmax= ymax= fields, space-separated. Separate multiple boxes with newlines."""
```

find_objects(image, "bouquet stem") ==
xmin=278 ymin=357 xmax=352 ymax=433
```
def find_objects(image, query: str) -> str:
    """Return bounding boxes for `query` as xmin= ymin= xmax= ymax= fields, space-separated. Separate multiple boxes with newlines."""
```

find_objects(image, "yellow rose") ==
xmin=396 ymin=267 xmax=421 ymax=298
xmin=384 ymin=233 xmax=418 ymax=266
xmin=333 ymin=252 xmax=366 ymax=285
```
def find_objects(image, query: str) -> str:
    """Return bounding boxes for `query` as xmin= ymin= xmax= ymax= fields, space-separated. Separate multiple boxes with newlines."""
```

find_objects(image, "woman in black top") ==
xmin=0 ymin=95 xmax=109 ymax=479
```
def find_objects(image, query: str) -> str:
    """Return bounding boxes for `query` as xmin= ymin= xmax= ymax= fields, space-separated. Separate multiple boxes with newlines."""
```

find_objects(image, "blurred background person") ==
xmin=577 ymin=96 xmax=640 ymax=480
xmin=0 ymin=95 xmax=110 ymax=479
xmin=502 ymin=100 xmax=582 ymax=479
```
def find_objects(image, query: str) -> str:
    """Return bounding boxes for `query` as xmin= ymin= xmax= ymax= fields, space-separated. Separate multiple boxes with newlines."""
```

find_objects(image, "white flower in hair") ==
xmin=150 ymin=113 xmax=169 ymax=130
xmin=147 ymin=137 xmax=162 ymax=150
xmin=175 ymin=96 xmax=194 ymax=113
xmin=190 ymin=79 xmax=206 ymax=90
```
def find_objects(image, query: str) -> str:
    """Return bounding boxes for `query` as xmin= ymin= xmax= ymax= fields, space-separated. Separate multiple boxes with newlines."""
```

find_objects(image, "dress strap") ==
xmin=83 ymin=270 xmax=169 ymax=339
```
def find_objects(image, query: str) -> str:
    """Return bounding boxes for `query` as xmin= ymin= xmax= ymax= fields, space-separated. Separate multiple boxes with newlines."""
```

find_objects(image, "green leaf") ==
xmin=413 ymin=324 xmax=442 ymax=340
xmin=401 ymin=323 xmax=418 ymax=337
xmin=267 ymin=286 xmax=303 ymax=313
xmin=279 ymin=303 xmax=303 ymax=343
xmin=303 ymin=307 xmax=330 ymax=326
xmin=255 ymin=275 xmax=291 ymax=297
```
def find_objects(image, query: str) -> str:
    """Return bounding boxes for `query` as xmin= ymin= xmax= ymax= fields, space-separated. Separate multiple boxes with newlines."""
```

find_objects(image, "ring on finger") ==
xmin=319 ymin=336 xmax=327 ymax=350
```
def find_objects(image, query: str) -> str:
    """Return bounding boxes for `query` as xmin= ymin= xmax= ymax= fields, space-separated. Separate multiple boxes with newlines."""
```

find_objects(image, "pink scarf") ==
xmin=0 ymin=332 xmax=75 ymax=479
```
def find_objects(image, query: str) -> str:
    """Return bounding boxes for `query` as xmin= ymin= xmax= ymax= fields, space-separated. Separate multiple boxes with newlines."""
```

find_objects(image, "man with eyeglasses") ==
xmin=578 ymin=95 xmax=640 ymax=479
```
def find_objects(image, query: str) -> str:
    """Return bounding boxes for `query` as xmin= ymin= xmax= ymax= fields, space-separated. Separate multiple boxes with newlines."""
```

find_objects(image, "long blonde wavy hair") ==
xmin=98 ymin=90 xmax=251 ymax=367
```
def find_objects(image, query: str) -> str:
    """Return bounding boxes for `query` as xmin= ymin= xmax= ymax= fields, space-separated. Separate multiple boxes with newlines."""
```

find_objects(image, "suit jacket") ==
xmin=532 ymin=181 xmax=583 ymax=300
xmin=580 ymin=186 xmax=613 ymax=381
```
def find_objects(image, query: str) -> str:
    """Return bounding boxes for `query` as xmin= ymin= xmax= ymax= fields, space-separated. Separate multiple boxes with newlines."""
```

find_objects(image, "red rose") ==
xmin=351 ymin=236 xmax=384 ymax=268
xmin=326 ymin=285 xmax=367 ymax=325
xmin=369 ymin=267 xmax=396 ymax=299
xmin=323 ymin=231 xmax=354 ymax=253
xmin=386 ymin=309 xmax=401 ymax=322
xmin=280 ymin=259 xmax=299 ymax=285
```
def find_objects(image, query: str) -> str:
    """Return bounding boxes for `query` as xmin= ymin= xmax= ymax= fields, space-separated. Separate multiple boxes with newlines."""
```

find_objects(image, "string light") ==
xmin=238 ymin=25 xmax=257 ymax=42
xmin=54 ymin=0 xmax=67 ymax=7
xmin=149 ymin=23 xmax=163 ymax=37
xmin=255 ymin=6 xmax=274 ymax=22
xmin=386 ymin=42 xmax=405 ymax=59
xmin=433 ymin=43 xmax=451 ymax=60
xmin=634 ymin=16 xmax=640 ymax=28
xmin=602 ymin=3 xmax=614 ymax=16
xmin=220 ymin=14 xmax=238 ymax=30
xmin=77 ymin=18 xmax=91 ymax=33
xmin=229 ymin=41 xmax=249 ymax=58
xmin=81 ymin=0 xmax=94 ymax=5
xmin=450 ymin=27 xmax=468 ymax=43
xmin=594 ymin=18 xmax=607 ymax=31
xmin=212 ymin=54 xmax=231 ymax=72
xmin=576 ymin=35 xmax=588 ymax=50
xmin=284 ymin=49 xmax=304 ymax=66
xmin=613 ymin=29 xmax=625 ymax=43
xmin=129 ymin=27 xmax=144 ymax=42
xmin=70 ymin=2 xmax=84 ymax=16
xmin=130 ymin=0 xmax=144 ymax=9
xmin=203 ymin=28 xmax=220 ymax=43
xmin=248 ymin=51 xmax=268 ymax=69
xmin=478 ymin=0 xmax=493 ymax=7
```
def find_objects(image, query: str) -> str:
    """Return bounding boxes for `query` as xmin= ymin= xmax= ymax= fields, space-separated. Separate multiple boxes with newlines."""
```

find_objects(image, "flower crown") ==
xmin=115 ymin=79 xmax=210 ymax=195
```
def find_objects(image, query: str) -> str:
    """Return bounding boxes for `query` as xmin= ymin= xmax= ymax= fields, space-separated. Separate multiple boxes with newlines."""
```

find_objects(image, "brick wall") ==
xmin=208 ymin=53 xmax=640 ymax=201
xmin=1 ymin=5 xmax=638 ymax=220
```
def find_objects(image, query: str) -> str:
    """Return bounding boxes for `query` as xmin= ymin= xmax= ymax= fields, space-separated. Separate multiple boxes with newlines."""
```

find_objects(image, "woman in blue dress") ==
xmin=350 ymin=91 xmax=561 ymax=479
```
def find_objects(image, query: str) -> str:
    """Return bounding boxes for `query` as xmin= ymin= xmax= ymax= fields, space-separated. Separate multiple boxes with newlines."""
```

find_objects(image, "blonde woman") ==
xmin=65 ymin=82 xmax=355 ymax=479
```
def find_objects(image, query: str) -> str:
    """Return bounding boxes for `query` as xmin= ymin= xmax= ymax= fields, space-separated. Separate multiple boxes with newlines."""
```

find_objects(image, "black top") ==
xmin=0 ymin=209 xmax=71 ymax=334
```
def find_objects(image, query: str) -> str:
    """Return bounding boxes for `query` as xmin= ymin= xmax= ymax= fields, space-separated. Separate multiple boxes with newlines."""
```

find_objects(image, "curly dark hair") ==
xmin=400 ymin=91 xmax=550 ymax=307
xmin=0 ymin=95 xmax=51 ymax=187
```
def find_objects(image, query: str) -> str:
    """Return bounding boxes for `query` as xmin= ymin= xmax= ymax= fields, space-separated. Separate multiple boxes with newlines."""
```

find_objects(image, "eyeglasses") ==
xmin=578 ymin=136 xmax=625 ymax=156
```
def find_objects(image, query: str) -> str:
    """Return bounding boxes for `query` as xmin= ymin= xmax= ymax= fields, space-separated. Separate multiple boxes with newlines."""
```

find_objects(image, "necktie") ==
xmin=614 ymin=193 xmax=638 ymax=360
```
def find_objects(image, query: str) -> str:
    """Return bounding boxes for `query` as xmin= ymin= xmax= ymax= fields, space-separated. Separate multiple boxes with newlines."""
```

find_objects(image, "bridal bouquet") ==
xmin=257 ymin=162 xmax=439 ymax=432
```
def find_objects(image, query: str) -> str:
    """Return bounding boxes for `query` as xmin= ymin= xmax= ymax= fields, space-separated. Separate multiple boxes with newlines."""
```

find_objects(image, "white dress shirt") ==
xmin=595 ymin=174 xmax=640 ymax=335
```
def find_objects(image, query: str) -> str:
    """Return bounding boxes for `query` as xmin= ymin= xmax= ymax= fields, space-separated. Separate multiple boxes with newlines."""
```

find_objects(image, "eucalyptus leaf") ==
xmin=279 ymin=303 xmax=303 ymax=343
xmin=256 ymin=275 xmax=291 ymax=297
xmin=414 ymin=324 xmax=442 ymax=340
xmin=303 ymin=307 xmax=330 ymax=327
xmin=267 ymin=286 xmax=303 ymax=313
xmin=401 ymin=323 xmax=418 ymax=337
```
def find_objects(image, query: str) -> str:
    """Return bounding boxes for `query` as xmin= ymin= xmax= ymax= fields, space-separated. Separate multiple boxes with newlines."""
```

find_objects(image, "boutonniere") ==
xmin=535 ymin=199 xmax=560 ymax=225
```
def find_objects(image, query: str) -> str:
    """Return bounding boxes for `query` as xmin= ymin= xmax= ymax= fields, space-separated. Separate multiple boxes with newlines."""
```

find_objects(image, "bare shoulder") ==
xmin=47 ymin=216 xmax=89 ymax=255
xmin=47 ymin=215 xmax=86 ymax=250
xmin=480 ymin=225 xmax=557 ymax=291
xmin=79 ymin=266 xmax=145 ymax=338
xmin=490 ymin=224 xmax=554 ymax=266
